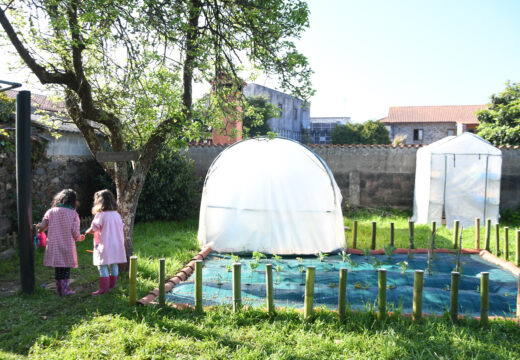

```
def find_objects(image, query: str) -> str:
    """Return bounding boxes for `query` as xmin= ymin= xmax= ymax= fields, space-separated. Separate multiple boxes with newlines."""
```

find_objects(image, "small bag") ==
xmin=37 ymin=231 xmax=47 ymax=247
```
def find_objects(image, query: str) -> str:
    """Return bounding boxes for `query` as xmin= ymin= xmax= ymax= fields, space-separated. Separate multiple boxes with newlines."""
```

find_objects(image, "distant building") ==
xmin=243 ymin=83 xmax=310 ymax=142
xmin=379 ymin=105 xmax=486 ymax=145
xmin=310 ymin=117 xmax=351 ymax=144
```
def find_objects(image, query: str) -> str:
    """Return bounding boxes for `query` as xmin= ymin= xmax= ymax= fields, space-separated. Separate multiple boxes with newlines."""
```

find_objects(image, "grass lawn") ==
xmin=1 ymin=211 xmax=520 ymax=359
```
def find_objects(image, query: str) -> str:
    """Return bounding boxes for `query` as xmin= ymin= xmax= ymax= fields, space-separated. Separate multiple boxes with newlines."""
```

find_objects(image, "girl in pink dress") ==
xmin=86 ymin=189 xmax=127 ymax=295
xmin=37 ymin=189 xmax=85 ymax=296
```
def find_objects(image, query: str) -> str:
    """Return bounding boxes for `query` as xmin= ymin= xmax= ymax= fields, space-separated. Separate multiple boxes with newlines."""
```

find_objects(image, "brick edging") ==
xmin=136 ymin=247 xmax=212 ymax=306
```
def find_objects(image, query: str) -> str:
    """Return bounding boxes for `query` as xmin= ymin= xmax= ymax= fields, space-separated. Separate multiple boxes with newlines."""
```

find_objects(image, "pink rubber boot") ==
xmin=92 ymin=277 xmax=110 ymax=295
xmin=61 ymin=279 xmax=76 ymax=296
xmin=109 ymin=275 xmax=118 ymax=289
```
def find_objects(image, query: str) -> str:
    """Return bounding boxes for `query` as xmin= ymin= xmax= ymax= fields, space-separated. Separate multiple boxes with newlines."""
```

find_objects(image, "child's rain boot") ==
xmin=109 ymin=275 xmax=118 ymax=289
xmin=61 ymin=279 xmax=76 ymax=295
xmin=55 ymin=279 xmax=62 ymax=296
xmin=92 ymin=277 xmax=110 ymax=295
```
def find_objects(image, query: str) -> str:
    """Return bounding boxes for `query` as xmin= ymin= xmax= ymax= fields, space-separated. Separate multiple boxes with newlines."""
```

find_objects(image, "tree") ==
xmin=242 ymin=95 xmax=279 ymax=138
xmin=331 ymin=120 xmax=390 ymax=145
xmin=477 ymin=82 xmax=520 ymax=146
xmin=0 ymin=0 xmax=313 ymax=257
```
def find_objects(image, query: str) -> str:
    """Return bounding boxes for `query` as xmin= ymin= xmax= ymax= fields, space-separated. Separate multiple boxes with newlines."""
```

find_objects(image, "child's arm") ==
xmin=72 ymin=214 xmax=84 ymax=242
xmin=37 ymin=212 xmax=50 ymax=232
xmin=85 ymin=227 xmax=94 ymax=235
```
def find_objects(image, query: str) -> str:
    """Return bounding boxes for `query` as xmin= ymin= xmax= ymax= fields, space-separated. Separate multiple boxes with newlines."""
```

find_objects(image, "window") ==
xmin=413 ymin=129 xmax=423 ymax=141
xmin=447 ymin=129 xmax=455 ymax=136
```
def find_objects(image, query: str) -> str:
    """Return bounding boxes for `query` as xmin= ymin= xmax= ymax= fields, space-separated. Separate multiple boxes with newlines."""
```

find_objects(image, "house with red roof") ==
xmin=379 ymin=105 xmax=486 ymax=144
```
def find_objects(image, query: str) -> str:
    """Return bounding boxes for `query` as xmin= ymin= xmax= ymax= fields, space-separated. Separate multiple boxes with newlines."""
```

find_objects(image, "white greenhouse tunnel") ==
xmin=198 ymin=137 xmax=345 ymax=254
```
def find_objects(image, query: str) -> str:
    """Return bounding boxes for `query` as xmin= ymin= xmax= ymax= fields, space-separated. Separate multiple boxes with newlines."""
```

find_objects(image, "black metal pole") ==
xmin=16 ymin=90 xmax=34 ymax=294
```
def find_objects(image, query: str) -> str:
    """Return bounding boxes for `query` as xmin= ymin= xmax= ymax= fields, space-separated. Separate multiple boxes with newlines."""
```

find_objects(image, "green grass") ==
xmin=1 ymin=212 xmax=520 ymax=359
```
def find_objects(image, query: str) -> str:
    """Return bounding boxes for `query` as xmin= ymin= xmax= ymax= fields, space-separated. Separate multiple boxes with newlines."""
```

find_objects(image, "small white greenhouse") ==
xmin=412 ymin=133 xmax=502 ymax=229
xmin=198 ymin=137 xmax=346 ymax=254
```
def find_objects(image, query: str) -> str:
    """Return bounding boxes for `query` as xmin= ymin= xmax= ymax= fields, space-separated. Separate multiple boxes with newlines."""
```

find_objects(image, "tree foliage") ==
xmin=0 ymin=0 xmax=313 ymax=255
xmin=242 ymin=95 xmax=279 ymax=137
xmin=331 ymin=120 xmax=390 ymax=145
xmin=477 ymin=82 xmax=520 ymax=146
xmin=0 ymin=93 xmax=15 ymax=122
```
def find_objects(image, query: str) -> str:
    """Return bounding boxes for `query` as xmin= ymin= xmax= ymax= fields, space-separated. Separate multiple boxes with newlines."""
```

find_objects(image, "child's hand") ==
xmin=79 ymin=234 xmax=86 ymax=242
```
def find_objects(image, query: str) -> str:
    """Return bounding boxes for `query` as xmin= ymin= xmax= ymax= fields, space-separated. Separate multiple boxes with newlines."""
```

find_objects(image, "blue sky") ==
xmin=283 ymin=0 xmax=520 ymax=121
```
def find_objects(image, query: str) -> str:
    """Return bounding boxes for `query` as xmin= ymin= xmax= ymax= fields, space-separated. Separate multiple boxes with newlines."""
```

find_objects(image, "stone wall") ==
xmin=186 ymin=143 xmax=520 ymax=212
xmin=0 ymin=132 xmax=98 ymax=236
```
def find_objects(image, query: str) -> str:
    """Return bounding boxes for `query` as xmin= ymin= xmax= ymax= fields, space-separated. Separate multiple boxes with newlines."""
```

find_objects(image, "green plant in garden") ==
xmin=354 ymin=281 xmax=370 ymax=290
xmin=344 ymin=254 xmax=358 ymax=269
xmin=215 ymin=274 xmax=223 ymax=286
xmin=230 ymin=254 xmax=240 ymax=263
xmin=249 ymin=262 xmax=259 ymax=271
xmin=317 ymin=251 xmax=328 ymax=262
xmin=275 ymin=264 xmax=284 ymax=273
xmin=383 ymin=244 xmax=395 ymax=259
xmin=296 ymin=257 xmax=303 ymax=263
xmin=363 ymin=248 xmax=370 ymax=259
xmin=298 ymin=265 xmax=305 ymax=273
xmin=397 ymin=261 xmax=408 ymax=274
xmin=226 ymin=265 xmax=233 ymax=272
xmin=252 ymin=251 xmax=267 ymax=262
xmin=272 ymin=254 xmax=282 ymax=262
xmin=340 ymin=250 xmax=348 ymax=262
xmin=368 ymin=257 xmax=386 ymax=270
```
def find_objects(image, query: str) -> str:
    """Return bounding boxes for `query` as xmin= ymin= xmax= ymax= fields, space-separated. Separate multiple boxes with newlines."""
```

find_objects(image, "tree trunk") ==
xmin=116 ymin=165 xmax=149 ymax=270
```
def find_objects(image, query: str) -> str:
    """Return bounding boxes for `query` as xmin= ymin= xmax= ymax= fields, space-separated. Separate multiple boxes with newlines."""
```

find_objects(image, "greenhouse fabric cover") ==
xmin=198 ymin=137 xmax=345 ymax=254
xmin=412 ymin=133 xmax=502 ymax=229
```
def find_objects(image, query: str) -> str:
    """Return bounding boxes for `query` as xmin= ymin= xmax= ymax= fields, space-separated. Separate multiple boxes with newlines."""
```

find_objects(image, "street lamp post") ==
xmin=0 ymin=80 xmax=34 ymax=294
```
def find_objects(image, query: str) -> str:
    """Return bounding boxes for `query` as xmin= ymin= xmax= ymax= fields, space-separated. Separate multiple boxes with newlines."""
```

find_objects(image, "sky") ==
xmin=283 ymin=0 xmax=520 ymax=121
xmin=1 ymin=0 xmax=520 ymax=123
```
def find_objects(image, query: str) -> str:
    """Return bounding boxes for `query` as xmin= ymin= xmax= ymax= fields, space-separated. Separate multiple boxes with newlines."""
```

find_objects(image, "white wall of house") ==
xmin=243 ymin=83 xmax=310 ymax=141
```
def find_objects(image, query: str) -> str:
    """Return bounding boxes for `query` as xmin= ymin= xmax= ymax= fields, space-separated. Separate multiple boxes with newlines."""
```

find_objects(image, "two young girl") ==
xmin=39 ymin=189 xmax=126 ymax=296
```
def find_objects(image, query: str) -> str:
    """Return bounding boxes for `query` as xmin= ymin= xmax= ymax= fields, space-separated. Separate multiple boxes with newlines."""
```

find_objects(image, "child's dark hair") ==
xmin=92 ymin=189 xmax=118 ymax=215
xmin=51 ymin=189 xmax=78 ymax=209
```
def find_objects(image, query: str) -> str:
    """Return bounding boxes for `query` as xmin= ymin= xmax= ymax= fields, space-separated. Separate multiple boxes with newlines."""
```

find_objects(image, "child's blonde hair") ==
xmin=92 ymin=189 xmax=118 ymax=215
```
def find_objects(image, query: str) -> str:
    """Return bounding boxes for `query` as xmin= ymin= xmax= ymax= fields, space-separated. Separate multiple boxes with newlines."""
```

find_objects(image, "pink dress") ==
xmin=41 ymin=207 xmax=82 ymax=268
xmin=90 ymin=211 xmax=127 ymax=266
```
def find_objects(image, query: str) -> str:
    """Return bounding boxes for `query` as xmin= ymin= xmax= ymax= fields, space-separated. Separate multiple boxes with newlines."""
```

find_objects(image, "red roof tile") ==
xmin=380 ymin=105 xmax=486 ymax=125
xmin=5 ymin=90 xmax=65 ymax=113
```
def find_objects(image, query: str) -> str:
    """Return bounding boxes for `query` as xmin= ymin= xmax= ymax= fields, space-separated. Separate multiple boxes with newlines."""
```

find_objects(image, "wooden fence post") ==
xmin=485 ymin=219 xmax=491 ymax=251
xmin=304 ymin=266 xmax=316 ymax=321
xmin=409 ymin=221 xmax=415 ymax=249
xmin=338 ymin=268 xmax=347 ymax=322
xmin=475 ymin=218 xmax=480 ymax=249
xmin=371 ymin=222 xmax=376 ymax=250
xmin=195 ymin=260 xmax=203 ymax=313
xmin=453 ymin=220 xmax=460 ymax=249
xmin=390 ymin=222 xmax=394 ymax=247
xmin=515 ymin=230 xmax=520 ymax=266
xmin=504 ymin=227 xmax=509 ymax=260
xmin=352 ymin=220 xmax=358 ymax=249
xmin=232 ymin=263 xmax=242 ymax=312
xmin=431 ymin=221 xmax=436 ymax=248
xmin=265 ymin=264 xmax=274 ymax=315
xmin=129 ymin=256 xmax=137 ymax=306
xmin=450 ymin=271 xmax=460 ymax=322
xmin=159 ymin=258 xmax=165 ymax=306
xmin=378 ymin=269 xmax=386 ymax=321
xmin=495 ymin=223 xmax=500 ymax=255
xmin=480 ymin=272 xmax=489 ymax=327
xmin=412 ymin=270 xmax=424 ymax=322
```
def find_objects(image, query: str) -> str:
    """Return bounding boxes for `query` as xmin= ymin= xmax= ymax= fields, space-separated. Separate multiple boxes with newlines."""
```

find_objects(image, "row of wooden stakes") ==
xmin=127 ymin=256 xmax=498 ymax=326
xmin=350 ymin=218 xmax=520 ymax=265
